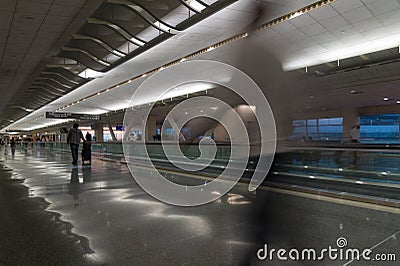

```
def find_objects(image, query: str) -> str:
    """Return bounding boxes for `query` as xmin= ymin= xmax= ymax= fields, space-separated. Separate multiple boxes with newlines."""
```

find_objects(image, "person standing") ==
xmin=67 ymin=123 xmax=85 ymax=165
xmin=350 ymin=125 xmax=360 ymax=143
xmin=85 ymin=132 xmax=92 ymax=142
xmin=82 ymin=132 xmax=92 ymax=165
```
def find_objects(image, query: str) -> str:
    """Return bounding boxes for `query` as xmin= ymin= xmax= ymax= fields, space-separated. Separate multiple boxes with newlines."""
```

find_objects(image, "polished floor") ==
xmin=0 ymin=145 xmax=399 ymax=265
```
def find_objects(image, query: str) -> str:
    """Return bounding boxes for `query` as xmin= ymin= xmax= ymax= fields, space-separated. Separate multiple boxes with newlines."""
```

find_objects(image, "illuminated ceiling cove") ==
xmin=0 ymin=0 xmax=236 ymax=130
xmin=4 ymin=0 xmax=400 ymax=131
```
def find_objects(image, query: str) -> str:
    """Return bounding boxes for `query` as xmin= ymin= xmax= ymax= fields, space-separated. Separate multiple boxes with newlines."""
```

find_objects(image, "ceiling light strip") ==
xmin=62 ymin=47 xmax=111 ymax=67
xmin=47 ymin=59 xmax=89 ymax=72
xmin=28 ymin=86 xmax=64 ymax=96
xmin=45 ymin=65 xmax=82 ymax=73
xmin=11 ymin=106 xmax=35 ymax=112
xmin=86 ymin=17 xmax=146 ymax=47
xmin=72 ymin=34 xmax=127 ymax=58
xmin=21 ymin=94 xmax=53 ymax=102
xmin=52 ymin=32 xmax=249 ymax=113
xmin=193 ymin=0 xmax=209 ymax=8
xmin=23 ymin=90 xmax=56 ymax=99
xmin=106 ymin=0 xmax=181 ymax=34
xmin=176 ymin=0 xmax=200 ymax=13
xmin=41 ymin=71 xmax=80 ymax=85
xmin=31 ymin=82 xmax=66 ymax=93
xmin=10 ymin=0 xmax=335 ymax=127
xmin=256 ymin=0 xmax=337 ymax=32
xmin=36 ymin=77 xmax=73 ymax=89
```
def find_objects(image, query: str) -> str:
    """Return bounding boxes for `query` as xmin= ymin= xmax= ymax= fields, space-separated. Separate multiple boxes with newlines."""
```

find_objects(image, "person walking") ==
xmin=67 ymin=123 xmax=85 ymax=165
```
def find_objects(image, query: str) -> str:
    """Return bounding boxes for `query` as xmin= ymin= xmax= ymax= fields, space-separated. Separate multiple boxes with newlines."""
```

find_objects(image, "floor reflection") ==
xmin=1 ymin=147 xmax=399 ymax=265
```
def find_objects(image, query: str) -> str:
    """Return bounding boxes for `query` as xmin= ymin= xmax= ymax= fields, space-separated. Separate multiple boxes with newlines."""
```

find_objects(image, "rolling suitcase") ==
xmin=82 ymin=142 xmax=91 ymax=165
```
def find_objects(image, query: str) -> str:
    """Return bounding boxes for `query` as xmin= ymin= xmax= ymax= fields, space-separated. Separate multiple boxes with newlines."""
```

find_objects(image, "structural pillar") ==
xmin=94 ymin=123 xmax=104 ymax=142
xmin=146 ymin=116 xmax=157 ymax=141
xmin=60 ymin=133 xmax=67 ymax=142
xmin=342 ymin=108 xmax=359 ymax=141
xmin=108 ymin=122 xmax=117 ymax=141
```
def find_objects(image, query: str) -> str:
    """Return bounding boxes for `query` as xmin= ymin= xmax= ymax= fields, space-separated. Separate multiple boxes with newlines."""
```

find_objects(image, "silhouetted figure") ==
xmin=82 ymin=132 xmax=92 ymax=165
xmin=350 ymin=125 xmax=360 ymax=143
xmin=10 ymin=137 xmax=16 ymax=157
xmin=67 ymin=123 xmax=85 ymax=165
xmin=350 ymin=125 xmax=360 ymax=167
xmin=85 ymin=132 xmax=92 ymax=142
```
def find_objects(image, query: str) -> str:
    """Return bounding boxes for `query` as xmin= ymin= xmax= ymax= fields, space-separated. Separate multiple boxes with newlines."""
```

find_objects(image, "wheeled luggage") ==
xmin=82 ymin=142 xmax=91 ymax=165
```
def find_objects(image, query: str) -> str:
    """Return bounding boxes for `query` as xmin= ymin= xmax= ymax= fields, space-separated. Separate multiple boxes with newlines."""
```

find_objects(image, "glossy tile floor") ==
xmin=1 ymin=145 xmax=399 ymax=265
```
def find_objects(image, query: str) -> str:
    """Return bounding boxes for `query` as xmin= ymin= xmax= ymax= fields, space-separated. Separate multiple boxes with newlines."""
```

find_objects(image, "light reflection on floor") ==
xmin=1 ymin=146 xmax=400 ymax=265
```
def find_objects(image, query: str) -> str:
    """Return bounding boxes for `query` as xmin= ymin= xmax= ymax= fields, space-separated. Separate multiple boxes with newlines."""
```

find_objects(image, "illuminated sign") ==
xmin=45 ymin=112 xmax=101 ymax=120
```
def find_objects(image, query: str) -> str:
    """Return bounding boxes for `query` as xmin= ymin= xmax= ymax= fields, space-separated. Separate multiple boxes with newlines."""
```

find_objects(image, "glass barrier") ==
xmin=11 ymin=141 xmax=400 ymax=201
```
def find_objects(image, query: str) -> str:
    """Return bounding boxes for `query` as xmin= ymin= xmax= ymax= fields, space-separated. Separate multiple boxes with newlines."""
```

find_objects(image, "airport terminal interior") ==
xmin=1 ymin=0 xmax=400 ymax=265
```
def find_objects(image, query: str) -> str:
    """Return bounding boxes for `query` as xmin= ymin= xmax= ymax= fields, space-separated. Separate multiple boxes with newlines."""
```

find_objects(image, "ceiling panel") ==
xmin=16 ymin=1 xmax=51 ymax=14
xmin=6 ymin=0 xmax=400 ymax=131
xmin=48 ymin=5 xmax=81 ymax=17
xmin=330 ymin=0 xmax=364 ymax=13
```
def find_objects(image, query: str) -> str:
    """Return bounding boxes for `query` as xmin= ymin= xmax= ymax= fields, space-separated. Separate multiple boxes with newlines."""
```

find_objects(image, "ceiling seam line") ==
xmin=5 ymin=0 xmax=91 ymax=122
xmin=5 ymin=0 xmax=56 ymax=114
xmin=14 ymin=0 xmax=56 ymax=72
xmin=0 ymin=0 xmax=18 ymax=67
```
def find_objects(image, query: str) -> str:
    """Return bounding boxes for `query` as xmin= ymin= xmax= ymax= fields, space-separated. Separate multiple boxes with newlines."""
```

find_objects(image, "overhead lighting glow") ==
xmin=112 ymin=50 xmax=126 ymax=57
xmin=284 ymin=37 xmax=400 ymax=71
xmin=289 ymin=11 xmax=304 ymax=19
xmin=187 ymin=0 xmax=207 ymax=12
xmin=79 ymin=69 xmax=104 ymax=79
xmin=153 ymin=21 xmax=178 ymax=34
xmin=161 ymin=82 xmax=215 ymax=101
xmin=130 ymin=37 xmax=145 ymax=46
xmin=384 ymin=97 xmax=389 ymax=101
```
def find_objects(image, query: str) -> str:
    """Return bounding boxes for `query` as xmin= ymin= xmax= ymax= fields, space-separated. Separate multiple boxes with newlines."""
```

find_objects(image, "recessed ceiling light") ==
xmin=397 ymin=101 xmax=400 ymax=104
xmin=23 ymin=15 xmax=34 ymax=20
xmin=384 ymin=97 xmax=389 ymax=101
